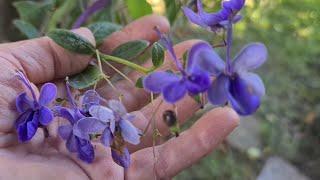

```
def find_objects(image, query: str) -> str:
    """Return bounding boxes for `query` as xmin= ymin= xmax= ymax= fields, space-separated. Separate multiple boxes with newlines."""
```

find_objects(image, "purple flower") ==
xmin=182 ymin=0 xmax=245 ymax=31
xmin=15 ymin=71 xmax=57 ymax=142
xmin=192 ymin=42 xmax=267 ymax=115
xmin=72 ymin=0 xmax=111 ymax=29
xmin=55 ymin=86 xmax=99 ymax=163
xmin=143 ymin=30 xmax=211 ymax=103
xmin=74 ymin=100 xmax=140 ymax=168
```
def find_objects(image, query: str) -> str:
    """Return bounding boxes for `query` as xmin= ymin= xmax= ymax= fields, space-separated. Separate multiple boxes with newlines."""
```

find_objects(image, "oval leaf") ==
xmin=69 ymin=65 xmax=102 ymax=89
xmin=48 ymin=29 xmax=95 ymax=55
xmin=125 ymin=0 xmax=152 ymax=19
xmin=13 ymin=20 xmax=40 ymax=39
xmin=111 ymin=40 xmax=149 ymax=59
xmin=152 ymin=42 xmax=165 ymax=68
xmin=88 ymin=22 xmax=122 ymax=46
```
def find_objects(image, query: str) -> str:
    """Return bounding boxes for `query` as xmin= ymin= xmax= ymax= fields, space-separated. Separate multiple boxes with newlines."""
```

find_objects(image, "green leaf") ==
xmin=125 ymin=0 xmax=152 ymax=19
xmin=48 ymin=29 xmax=96 ymax=55
xmin=13 ymin=20 xmax=40 ymax=39
xmin=152 ymin=42 xmax=165 ymax=68
xmin=88 ymin=22 xmax=122 ymax=46
xmin=135 ymin=77 xmax=144 ymax=88
xmin=111 ymin=40 xmax=149 ymax=59
xmin=68 ymin=65 xmax=102 ymax=89
xmin=165 ymin=0 xmax=182 ymax=24
xmin=13 ymin=1 xmax=53 ymax=27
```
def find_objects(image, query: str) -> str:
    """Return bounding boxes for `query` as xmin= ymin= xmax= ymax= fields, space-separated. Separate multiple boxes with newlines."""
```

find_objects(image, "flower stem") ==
xmin=99 ymin=52 xmax=151 ymax=74
xmin=226 ymin=20 xmax=233 ymax=74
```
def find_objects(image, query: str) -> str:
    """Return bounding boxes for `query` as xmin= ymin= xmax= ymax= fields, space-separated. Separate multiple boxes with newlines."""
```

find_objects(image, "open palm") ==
xmin=0 ymin=15 xmax=238 ymax=180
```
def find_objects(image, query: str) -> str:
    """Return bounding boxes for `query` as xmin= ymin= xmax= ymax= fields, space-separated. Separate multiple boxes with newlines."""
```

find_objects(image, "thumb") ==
xmin=0 ymin=28 xmax=95 ymax=84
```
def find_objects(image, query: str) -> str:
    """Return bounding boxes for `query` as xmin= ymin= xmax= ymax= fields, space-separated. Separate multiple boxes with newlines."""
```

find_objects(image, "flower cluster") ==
xmin=183 ymin=0 xmax=245 ymax=32
xmin=144 ymin=0 xmax=267 ymax=116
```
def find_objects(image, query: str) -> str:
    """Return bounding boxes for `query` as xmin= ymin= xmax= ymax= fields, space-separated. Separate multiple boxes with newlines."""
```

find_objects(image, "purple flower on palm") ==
xmin=55 ymin=87 xmax=100 ymax=163
xmin=143 ymin=30 xmax=211 ymax=103
xmin=192 ymin=42 xmax=267 ymax=115
xmin=182 ymin=0 xmax=245 ymax=31
xmin=15 ymin=71 xmax=57 ymax=142
xmin=74 ymin=100 xmax=140 ymax=168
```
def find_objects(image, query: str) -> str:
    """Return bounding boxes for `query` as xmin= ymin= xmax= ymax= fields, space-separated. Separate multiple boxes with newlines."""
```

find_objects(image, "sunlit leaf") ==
xmin=88 ymin=22 xmax=122 ymax=46
xmin=111 ymin=40 xmax=149 ymax=59
xmin=68 ymin=65 xmax=103 ymax=89
xmin=13 ymin=20 xmax=40 ymax=39
xmin=152 ymin=42 xmax=165 ymax=68
xmin=48 ymin=29 xmax=96 ymax=55
xmin=125 ymin=0 xmax=152 ymax=19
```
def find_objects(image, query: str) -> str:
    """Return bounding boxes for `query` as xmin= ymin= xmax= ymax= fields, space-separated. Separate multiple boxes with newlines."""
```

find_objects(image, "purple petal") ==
xmin=73 ymin=117 xmax=106 ymax=140
xmin=187 ymin=42 xmax=225 ymax=75
xmin=110 ymin=119 xmax=116 ymax=134
xmin=162 ymin=81 xmax=187 ymax=103
xmin=39 ymin=83 xmax=57 ymax=106
xmin=186 ymin=70 xmax=211 ymax=95
xmin=232 ymin=43 xmax=268 ymax=72
xmin=76 ymin=138 xmax=95 ymax=163
xmin=182 ymin=7 xmax=208 ymax=28
xmin=228 ymin=75 xmax=261 ymax=116
xmin=208 ymin=75 xmax=230 ymax=105
xmin=89 ymin=105 xmax=114 ymax=123
xmin=119 ymin=119 xmax=140 ymax=145
xmin=122 ymin=113 xmax=135 ymax=121
xmin=72 ymin=0 xmax=111 ymax=29
xmin=239 ymin=72 xmax=265 ymax=97
xmin=108 ymin=100 xmax=127 ymax=116
xmin=112 ymin=148 xmax=130 ymax=168
xmin=54 ymin=107 xmax=77 ymax=124
xmin=101 ymin=128 xmax=113 ymax=147
xmin=38 ymin=106 xmax=54 ymax=126
xmin=143 ymin=71 xmax=180 ymax=93
xmin=15 ymin=110 xmax=37 ymax=142
xmin=222 ymin=0 xmax=245 ymax=11
xmin=82 ymin=90 xmax=101 ymax=113
xmin=58 ymin=125 xmax=72 ymax=140
xmin=16 ymin=92 xmax=33 ymax=113
xmin=66 ymin=135 xmax=78 ymax=152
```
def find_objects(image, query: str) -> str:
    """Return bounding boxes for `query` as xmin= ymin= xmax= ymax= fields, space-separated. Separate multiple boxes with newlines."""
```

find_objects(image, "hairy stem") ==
xmin=99 ymin=52 xmax=151 ymax=74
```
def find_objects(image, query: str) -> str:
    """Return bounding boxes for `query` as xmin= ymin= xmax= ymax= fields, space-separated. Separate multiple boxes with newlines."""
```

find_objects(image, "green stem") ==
xmin=99 ymin=53 xmax=151 ymax=74
xmin=48 ymin=0 xmax=77 ymax=31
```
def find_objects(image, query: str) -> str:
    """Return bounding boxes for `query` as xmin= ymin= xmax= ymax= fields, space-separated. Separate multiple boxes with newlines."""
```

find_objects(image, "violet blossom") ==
xmin=182 ymin=0 xmax=245 ymax=32
xmin=55 ymin=86 xmax=99 ymax=163
xmin=143 ymin=29 xmax=211 ymax=103
xmin=15 ymin=71 xmax=57 ymax=142
xmin=74 ymin=99 xmax=140 ymax=168
xmin=192 ymin=42 xmax=268 ymax=115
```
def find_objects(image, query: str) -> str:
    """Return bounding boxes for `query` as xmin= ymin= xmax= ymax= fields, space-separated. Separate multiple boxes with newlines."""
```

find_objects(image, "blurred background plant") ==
xmin=0 ymin=0 xmax=319 ymax=179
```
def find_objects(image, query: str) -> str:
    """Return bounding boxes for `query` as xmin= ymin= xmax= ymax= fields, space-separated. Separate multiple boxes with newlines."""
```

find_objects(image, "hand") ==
xmin=0 ymin=15 xmax=239 ymax=180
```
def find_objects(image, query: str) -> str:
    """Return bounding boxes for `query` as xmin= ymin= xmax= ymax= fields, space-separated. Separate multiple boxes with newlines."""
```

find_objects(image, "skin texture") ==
xmin=0 ymin=15 xmax=239 ymax=180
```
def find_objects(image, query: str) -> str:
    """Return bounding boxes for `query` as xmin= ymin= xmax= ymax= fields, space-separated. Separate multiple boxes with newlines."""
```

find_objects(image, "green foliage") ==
xmin=135 ymin=77 xmax=144 ymax=88
xmin=68 ymin=65 xmax=102 ymax=89
xmin=48 ymin=29 xmax=96 ymax=55
xmin=13 ymin=20 xmax=39 ymax=39
xmin=88 ymin=22 xmax=122 ymax=45
xmin=111 ymin=40 xmax=149 ymax=59
xmin=13 ymin=1 xmax=53 ymax=27
xmin=125 ymin=0 xmax=152 ymax=19
xmin=165 ymin=0 xmax=182 ymax=24
xmin=151 ymin=42 xmax=165 ymax=68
